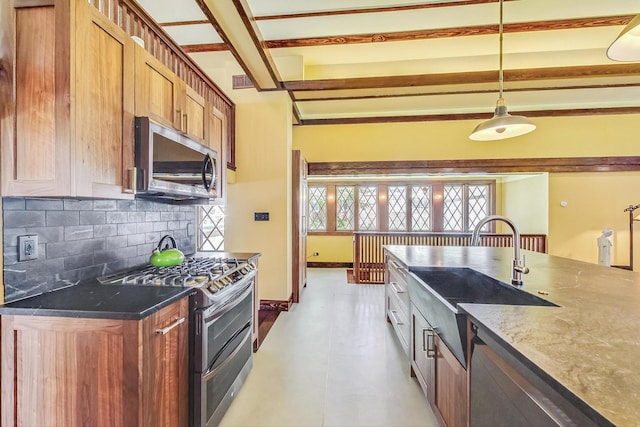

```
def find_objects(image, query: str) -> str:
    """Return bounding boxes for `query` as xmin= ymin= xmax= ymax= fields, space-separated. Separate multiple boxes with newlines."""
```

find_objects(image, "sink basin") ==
xmin=413 ymin=267 xmax=556 ymax=309
xmin=407 ymin=267 xmax=557 ymax=366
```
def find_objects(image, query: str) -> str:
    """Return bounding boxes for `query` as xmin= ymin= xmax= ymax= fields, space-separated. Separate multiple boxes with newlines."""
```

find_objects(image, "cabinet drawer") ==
xmin=388 ymin=271 xmax=409 ymax=312
xmin=387 ymin=292 xmax=410 ymax=354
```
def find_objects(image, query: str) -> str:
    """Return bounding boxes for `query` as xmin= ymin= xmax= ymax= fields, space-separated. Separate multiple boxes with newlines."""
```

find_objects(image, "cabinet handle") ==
xmin=176 ymin=109 xmax=183 ymax=131
xmin=155 ymin=317 xmax=185 ymax=335
xmin=123 ymin=167 xmax=137 ymax=194
xmin=390 ymin=310 xmax=405 ymax=326
xmin=183 ymin=113 xmax=188 ymax=132
xmin=390 ymin=282 xmax=405 ymax=294
xmin=390 ymin=260 xmax=407 ymax=275
xmin=425 ymin=328 xmax=436 ymax=358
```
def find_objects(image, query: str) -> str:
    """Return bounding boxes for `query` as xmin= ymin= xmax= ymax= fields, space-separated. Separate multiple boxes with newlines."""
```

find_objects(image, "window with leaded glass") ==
xmin=411 ymin=186 xmax=432 ymax=231
xmin=198 ymin=205 xmax=225 ymax=251
xmin=308 ymin=186 xmax=327 ymax=231
xmin=468 ymin=184 xmax=490 ymax=231
xmin=336 ymin=186 xmax=355 ymax=230
xmin=443 ymin=185 xmax=464 ymax=231
xmin=358 ymin=186 xmax=378 ymax=231
xmin=388 ymin=186 xmax=407 ymax=231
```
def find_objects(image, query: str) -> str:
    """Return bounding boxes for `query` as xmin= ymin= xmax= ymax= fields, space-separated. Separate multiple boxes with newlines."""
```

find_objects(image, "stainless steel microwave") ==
xmin=134 ymin=117 xmax=217 ymax=204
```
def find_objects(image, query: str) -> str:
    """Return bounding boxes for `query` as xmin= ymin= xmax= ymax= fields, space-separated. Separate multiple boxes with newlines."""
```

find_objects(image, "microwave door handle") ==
xmin=202 ymin=154 xmax=214 ymax=192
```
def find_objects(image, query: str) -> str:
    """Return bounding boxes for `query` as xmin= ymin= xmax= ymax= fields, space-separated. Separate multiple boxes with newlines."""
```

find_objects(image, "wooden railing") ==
xmin=353 ymin=232 xmax=547 ymax=284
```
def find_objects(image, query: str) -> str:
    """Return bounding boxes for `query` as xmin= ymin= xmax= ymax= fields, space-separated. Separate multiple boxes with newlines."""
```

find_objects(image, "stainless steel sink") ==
xmin=407 ymin=267 xmax=558 ymax=366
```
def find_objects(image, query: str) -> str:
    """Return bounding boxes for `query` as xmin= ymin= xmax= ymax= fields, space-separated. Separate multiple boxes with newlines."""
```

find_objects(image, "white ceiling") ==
xmin=135 ymin=0 xmax=640 ymax=124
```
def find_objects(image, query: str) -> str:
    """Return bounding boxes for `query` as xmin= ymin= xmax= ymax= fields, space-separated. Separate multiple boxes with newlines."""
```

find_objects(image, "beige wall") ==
xmin=501 ymin=174 xmax=549 ymax=235
xmin=295 ymin=114 xmax=640 ymax=269
xmin=549 ymin=172 xmax=640 ymax=267
xmin=223 ymin=92 xmax=293 ymax=301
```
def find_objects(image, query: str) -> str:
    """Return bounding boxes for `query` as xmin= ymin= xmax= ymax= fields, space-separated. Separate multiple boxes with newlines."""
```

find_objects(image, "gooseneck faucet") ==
xmin=471 ymin=215 xmax=530 ymax=286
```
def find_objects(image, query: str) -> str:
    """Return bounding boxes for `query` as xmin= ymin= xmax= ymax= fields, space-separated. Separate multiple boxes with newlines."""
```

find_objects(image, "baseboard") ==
xmin=260 ymin=293 xmax=294 ymax=311
xmin=307 ymin=262 xmax=352 ymax=268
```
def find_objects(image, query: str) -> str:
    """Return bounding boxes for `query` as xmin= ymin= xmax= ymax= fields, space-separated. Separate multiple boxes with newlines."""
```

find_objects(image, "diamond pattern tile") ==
xmin=308 ymin=186 xmax=327 ymax=231
xmin=358 ymin=186 xmax=377 ymax=231
xmin=443 ymin=185 xmax=463 ymax=231
xmin=336 ymin=186 xmax=355 ymax=230
xmin=468 ymin=185 xmax=489 ymax=231
xmin=198 ymin=205 xmax=225 ymax=251
xmin=388 ymin=186 xmax=407 ymax=231
xmin=411 ymin=186 xmax=432 ymax=231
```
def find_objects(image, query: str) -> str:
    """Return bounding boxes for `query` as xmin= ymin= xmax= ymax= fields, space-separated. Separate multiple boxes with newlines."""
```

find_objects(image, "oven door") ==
xmin=193 ymin=282 xmax=254 ymax=427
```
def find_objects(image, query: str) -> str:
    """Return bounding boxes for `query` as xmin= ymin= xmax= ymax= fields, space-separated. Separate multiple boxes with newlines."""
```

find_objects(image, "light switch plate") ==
xmin=18 ymin=235 xmax=39 ymax=261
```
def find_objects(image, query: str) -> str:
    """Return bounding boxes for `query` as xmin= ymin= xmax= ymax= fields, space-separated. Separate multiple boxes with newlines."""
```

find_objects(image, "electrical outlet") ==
xmin=18 ymin=235 xmax=39 ymax=261
xmin=312 ymin=252 xmax=319 ymax=256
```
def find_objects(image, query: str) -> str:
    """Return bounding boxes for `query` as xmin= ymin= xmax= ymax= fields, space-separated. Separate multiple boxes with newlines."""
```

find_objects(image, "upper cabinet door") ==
xmin=183 ymin=84 xmax=206 ymax=141
xmin=134 ymin=45 xmax=181 ymax=130
xmin=1 ymin=0 xmax=135 ymax=199
xmin=75 ymin=0 xmax=135 ymax=198
xmin=205 ymin=106 xmax=226 ymax=202
xmin=1 ymin=2 xmax=71 ymax=196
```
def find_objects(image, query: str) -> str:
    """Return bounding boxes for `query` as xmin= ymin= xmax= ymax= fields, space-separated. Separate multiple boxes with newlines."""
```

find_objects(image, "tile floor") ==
xmin=220 ymin=268 xmax=438 ymax=427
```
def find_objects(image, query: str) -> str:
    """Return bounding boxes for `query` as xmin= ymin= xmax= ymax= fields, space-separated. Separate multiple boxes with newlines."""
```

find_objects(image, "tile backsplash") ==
xmin=3 ymin=197 xmax=196 ymax=302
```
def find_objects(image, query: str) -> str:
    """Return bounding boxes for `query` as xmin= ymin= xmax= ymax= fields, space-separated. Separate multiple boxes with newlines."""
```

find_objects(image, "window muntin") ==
xmin=411 ymin=186 xmax=431 ymax=231
xmin=388 ymin=186 xmax=407 ymax=231
xmin=443 ymin=185 xmax=464 ymax=231
xmin=308 ymin=186 xmax=327 ymax=231
xmin=358 ymin=186 xmax=378 ymax=231
xmin=198 ymin=205 xmax=225 ymax=251
xmin=336 ymin=186 xmax=355 ymax=230
xmin=468 ymin=184 xmax=490 ymax=231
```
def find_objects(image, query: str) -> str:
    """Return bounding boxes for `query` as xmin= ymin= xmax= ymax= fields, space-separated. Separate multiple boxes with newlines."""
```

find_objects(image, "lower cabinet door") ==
xmin=142 ymin=298 xmax=190 ymax=427
xmin=411 ymin=305 xmax=434 ymax=399
xmin=434 ymin=333 xmax=468 ymax=427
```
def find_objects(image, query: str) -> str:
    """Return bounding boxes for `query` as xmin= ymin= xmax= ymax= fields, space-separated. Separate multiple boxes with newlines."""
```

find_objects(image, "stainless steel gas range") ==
xmin=97 ymin=253 xmax=260 ymax=427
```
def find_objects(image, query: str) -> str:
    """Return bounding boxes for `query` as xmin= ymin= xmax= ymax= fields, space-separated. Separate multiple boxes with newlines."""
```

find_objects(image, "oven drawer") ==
xmin=194 ymin=283 xmax=254 ymax=373
xmin=194 ymin=326 xmax=253 ymax=427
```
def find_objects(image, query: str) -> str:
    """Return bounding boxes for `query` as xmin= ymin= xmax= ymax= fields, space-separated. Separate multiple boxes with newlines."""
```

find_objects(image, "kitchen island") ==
xmin=385 ymin=245 xmax=640 ymax=427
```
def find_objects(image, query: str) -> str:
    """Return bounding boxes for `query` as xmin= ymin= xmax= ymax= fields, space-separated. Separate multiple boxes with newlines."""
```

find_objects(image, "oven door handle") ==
xmin=202 ymin=278 xmax=253 ymax=323
xmin=202 ymin=326 xmax=252 ymax=382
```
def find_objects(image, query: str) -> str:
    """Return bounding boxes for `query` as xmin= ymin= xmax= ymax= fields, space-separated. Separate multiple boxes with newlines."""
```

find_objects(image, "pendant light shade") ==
xmin=607 ymin=14 xmax=640 ymax=62
xmin=469 ymin=0 xmax=535 ymax=141
xmin=469 ymin=98 xmax=536 ymax=141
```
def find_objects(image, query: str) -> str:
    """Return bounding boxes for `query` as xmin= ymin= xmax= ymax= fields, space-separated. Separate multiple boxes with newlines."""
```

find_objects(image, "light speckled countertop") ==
xmin=384 ymin=245 xmax=640 ymax=427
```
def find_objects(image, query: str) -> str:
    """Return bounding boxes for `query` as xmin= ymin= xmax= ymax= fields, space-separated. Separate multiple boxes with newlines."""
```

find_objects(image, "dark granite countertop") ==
xmin=0 ymin=283 xmax=194 ymax=320
xmin=384 ymin=245 xmax=640 ymax=427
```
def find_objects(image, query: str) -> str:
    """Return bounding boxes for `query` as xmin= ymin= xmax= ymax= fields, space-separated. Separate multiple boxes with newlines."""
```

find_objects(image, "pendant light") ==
xmin=469 ymin=0 xmax=536 ymax=141
xmin=607 ymin=14 xmax=640 ymax=62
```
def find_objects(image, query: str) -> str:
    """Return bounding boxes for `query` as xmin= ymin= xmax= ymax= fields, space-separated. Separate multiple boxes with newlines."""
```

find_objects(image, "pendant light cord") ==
xmin=498 ymin=0 xmax=504 ymax=100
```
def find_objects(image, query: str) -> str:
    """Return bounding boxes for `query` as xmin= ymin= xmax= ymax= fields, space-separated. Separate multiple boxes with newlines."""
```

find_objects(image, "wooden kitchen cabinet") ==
xmin=1 ymin=0 xmax=135 ymax=198
xmin=1 ymin=297 xmax=189 ymax=427
xmin=134 ymin=44 xmax=206 ymax=142
xmin=205 ymin=104 xmax=228 ymax=201
xmin=411 ymin=303 xmax=467 ymax=427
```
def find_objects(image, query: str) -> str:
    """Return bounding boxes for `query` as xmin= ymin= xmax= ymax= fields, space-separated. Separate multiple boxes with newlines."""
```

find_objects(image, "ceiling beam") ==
xmin=299 ymin=107 xmax=640 ymax=126
xmin=308 ymin=156 xmax=640 ymax=175
xmin=255 ymin=0 xmax=514 ymax=21
xmin=266 ymin=15 xmax=633 ymax=49
xmin=293 ymin=82 xmax=640 ymax=102
xmin=284 ymin=64 xmax=640 ymax=91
